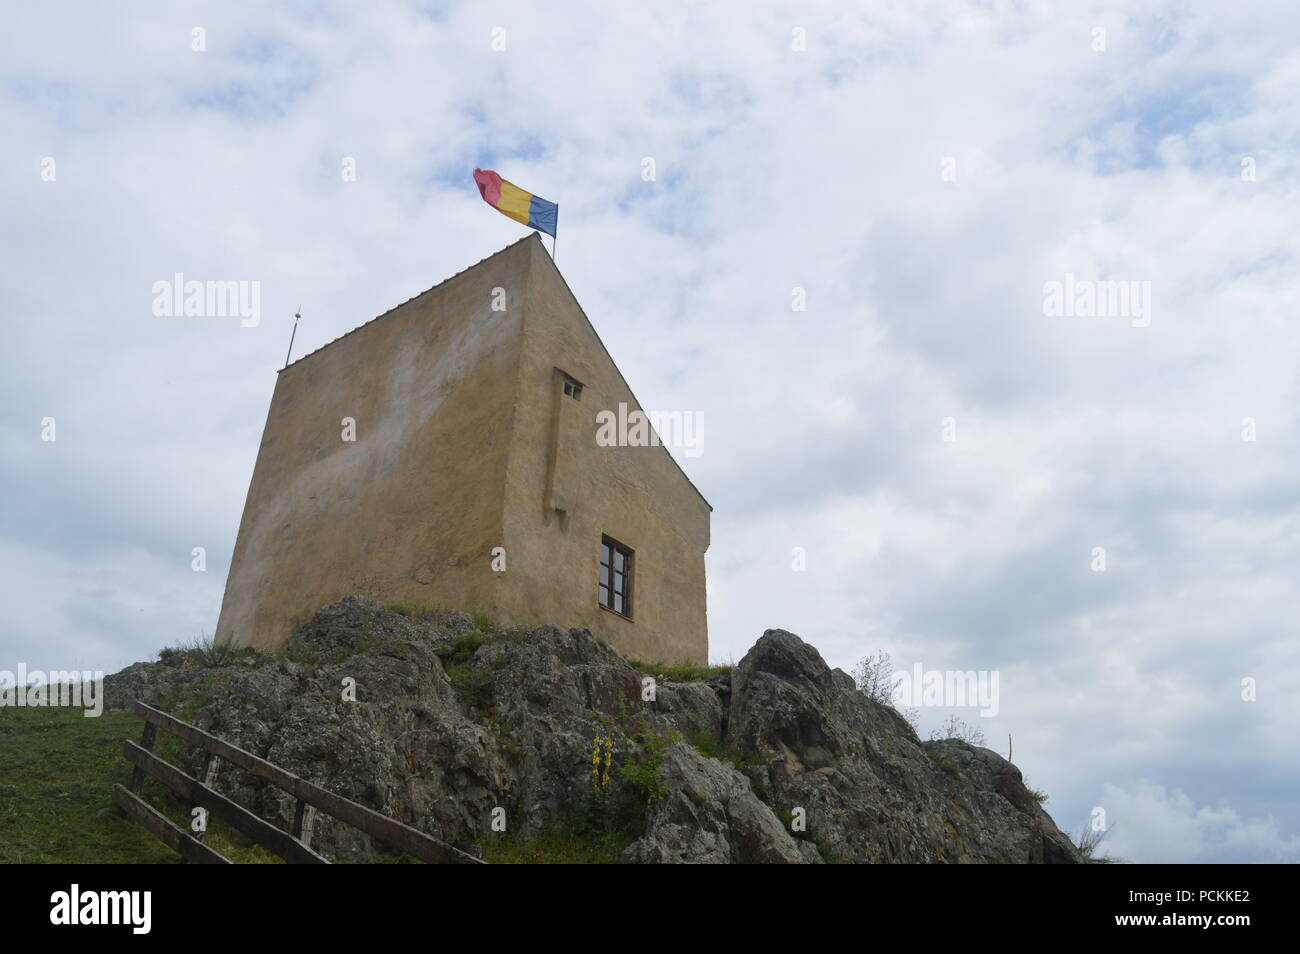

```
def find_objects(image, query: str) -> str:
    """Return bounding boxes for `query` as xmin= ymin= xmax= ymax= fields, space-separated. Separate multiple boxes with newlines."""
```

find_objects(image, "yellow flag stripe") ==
xmin=495 ymin=181 xmax=534 ymax=226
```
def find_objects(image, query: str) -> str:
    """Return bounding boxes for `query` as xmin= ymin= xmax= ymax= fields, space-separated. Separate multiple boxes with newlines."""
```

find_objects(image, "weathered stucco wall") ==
xmin=215 ymin=241 xmax=531 ymax=649
xmin=216 ymin=235 xmax=710 ymax=663
xmin=498 ymin=238 xmax=711 ymax=664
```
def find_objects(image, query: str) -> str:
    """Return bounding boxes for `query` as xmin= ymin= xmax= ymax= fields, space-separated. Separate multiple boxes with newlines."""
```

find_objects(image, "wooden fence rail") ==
xmin=119 ymin=699 xmax=485 ymax=865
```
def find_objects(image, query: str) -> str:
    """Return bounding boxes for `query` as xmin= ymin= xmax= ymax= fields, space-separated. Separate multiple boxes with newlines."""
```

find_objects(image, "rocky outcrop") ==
xmin=105 ymin=597 xmax=1082 ymax=864
xmin=621 ymin=743 xmax=819 ymax=864
xmin=726 ymin=629 xmax=1079 ymax=863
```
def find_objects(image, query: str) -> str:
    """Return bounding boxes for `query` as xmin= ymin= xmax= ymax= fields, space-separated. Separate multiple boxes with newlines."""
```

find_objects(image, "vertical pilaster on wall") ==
xmin=544 ymin=368 xmax=583 ymax=529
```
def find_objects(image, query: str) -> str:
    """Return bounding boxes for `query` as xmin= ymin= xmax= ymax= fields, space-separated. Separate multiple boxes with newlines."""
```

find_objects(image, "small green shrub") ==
xmin=445 ymin=666 xmax=494 ymax=713
xmin=436 ymin=631 xmax=489 ymax=666
xmin=159 ymin=633 xmax=260 ymax=669
xmin=616 ymin=723 xmax=678 ymax=809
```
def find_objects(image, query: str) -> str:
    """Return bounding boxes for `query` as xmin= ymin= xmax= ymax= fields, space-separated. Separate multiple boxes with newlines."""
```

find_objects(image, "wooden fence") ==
xmin=114 ymin=699 xmax=485 ymax=864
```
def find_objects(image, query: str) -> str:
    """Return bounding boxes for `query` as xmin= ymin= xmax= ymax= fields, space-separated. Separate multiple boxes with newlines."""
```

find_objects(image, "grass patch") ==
xmin=436 ymin=631 xmax=489 ymax=666
xmin=158 ymin=633 xmax=263 ymax=669
xmin=0 ymin=706 xmax=279 ymax=863
xmin=482 ymin=825 xmax=635 ymax=864
xmin=685 ymin=729 xmax=762 ymax=770
xmin=384 ymin=602 xmax=436 ymax=619
xmin=434 ymin=631 xmax=496 ymax=714
xmin=162 ymin=670 xmax=231 ymax=723
xmin=627 ymin=660 xmax=732 ymax=683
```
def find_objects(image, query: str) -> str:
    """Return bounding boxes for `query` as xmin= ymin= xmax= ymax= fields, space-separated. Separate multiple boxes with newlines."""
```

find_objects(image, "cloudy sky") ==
xmin=4 ymin=1 xmax=1298 ymax=863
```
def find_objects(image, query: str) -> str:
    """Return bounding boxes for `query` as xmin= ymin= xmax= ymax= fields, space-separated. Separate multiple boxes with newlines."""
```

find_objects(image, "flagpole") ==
xmin=283 ymin=307 xmax=301 ymax=370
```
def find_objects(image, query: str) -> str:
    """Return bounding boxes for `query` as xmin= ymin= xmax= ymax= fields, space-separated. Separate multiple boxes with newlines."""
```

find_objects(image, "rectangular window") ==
xmin=598 ymin=535 xmax=633 ymax=618
xmin=559 ymin=369 xmax=583 ymax=400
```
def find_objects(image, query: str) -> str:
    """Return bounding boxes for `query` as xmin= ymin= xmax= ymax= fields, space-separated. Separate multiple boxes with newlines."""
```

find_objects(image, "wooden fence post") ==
xmin=293 ymin=799 xmax=317 ymax=848
xmin=122 ymin=700 xmax=484 ymax=864
xmin=193 ymin=752 xmax=220 ymax=843
xmin=130 ymin=721 xmax=158 ymax=795
xmin=201 ymin=752 xmax=220 ymax=788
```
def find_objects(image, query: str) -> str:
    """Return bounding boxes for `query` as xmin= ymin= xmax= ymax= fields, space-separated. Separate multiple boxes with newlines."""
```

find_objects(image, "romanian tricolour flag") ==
xmin=472 ymin=169 xmax=558 ymax=238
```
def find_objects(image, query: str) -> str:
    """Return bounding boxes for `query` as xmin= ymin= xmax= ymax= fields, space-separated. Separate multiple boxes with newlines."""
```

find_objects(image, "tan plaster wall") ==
xmin=497 ymin=238 xmax=711 ymax=664
xmin=216 ymin=235 xmax=710 ymax=663
xmin=215 ymin=240 xmax=531 ymax=649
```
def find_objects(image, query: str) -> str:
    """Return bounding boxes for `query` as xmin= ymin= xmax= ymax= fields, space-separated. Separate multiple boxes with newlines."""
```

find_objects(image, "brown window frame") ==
xmin=598 ymin=535 xmax=633 ymax=620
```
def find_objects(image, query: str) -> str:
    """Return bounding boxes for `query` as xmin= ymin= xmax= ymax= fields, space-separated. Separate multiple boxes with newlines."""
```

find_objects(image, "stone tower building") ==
xmin=215 ymin=234 xmax=711 ymax=663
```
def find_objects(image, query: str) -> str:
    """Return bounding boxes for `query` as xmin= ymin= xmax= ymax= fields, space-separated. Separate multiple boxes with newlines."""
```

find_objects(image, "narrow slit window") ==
xmin=598 ymin=535 xmax=633 ymax=618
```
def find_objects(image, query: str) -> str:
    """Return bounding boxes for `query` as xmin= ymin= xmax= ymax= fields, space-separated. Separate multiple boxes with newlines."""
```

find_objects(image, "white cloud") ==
xmin=3 ymin=0 xmax=1299 ymax=861
xmin=1098 ymin=780 xmax=1300 ymax=863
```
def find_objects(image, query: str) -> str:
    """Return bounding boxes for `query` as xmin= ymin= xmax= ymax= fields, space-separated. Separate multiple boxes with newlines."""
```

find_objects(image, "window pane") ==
xmin=600 ymin=538 xmax=633 ymax=616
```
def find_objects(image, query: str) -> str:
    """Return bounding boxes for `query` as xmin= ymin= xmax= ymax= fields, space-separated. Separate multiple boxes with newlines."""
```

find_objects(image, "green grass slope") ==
xmin=0 ymin=707 xmax=278 ymax=864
